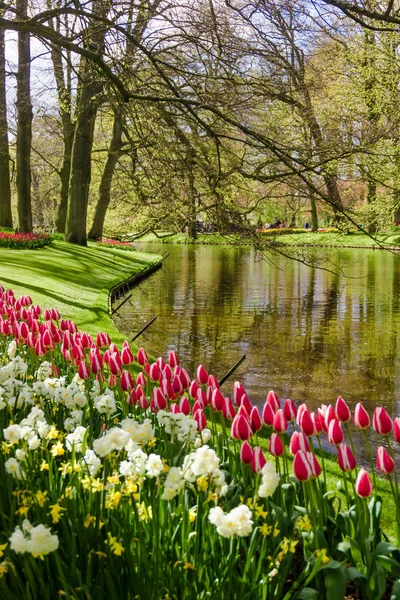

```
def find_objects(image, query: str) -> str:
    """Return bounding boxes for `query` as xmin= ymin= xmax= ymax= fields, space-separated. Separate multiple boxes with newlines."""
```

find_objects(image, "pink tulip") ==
xmin=240 ymin=441 xmax=253 ymax=464
xmin=170 ymin=403 xmax=180 ymax=414
xmin=289 ymin=431 xmax=310 ymax=455
xmin=109 ymin=352 xmax=122 ymax=376
xmin=163 ymin=365 xmax=173 ymax=381
xmin=196 ymin=364 xmax=208 ymax=385
xmin=394 ymin=418 xmax=400 ymax=443
xmin=299 ymin=409 xmax=315 ymax=437
xmin=273 ymin=409 xmax=288 ymax=433
xmin=189 ymin=380 xmax=199 ymax=399
xmin=127 ymin=389 xmax=137 ymax=406
xmin=335 ymin=396 xmax=351 ymax=423
xmin=212 ymin=389 xmax=225 ymax=412
xmin=179 ymin=396 xmax=191 ymax=416
xmin=139 ymin=395 xmax=149 ymax=410
xmin=311 ymin=412 xmax=323 ymax=435
xmin=223 ymin=398 xmax=236 ymax=420
xmin=207 ymin=375 xmax=220 ymax=390
xmin=233 ymin=381 xmax=246 ymax=406
xmin=231 ymin=414 xmax=252 ymax=440
xmin=266 ymin=390 xmax=280 ymax=412
xmin=150 ymin=388 xmax=167 ymax=412
xmin=251 ymin=447 xmax=266 ymax=473
xmin=376 ymin=446 xmax=395 ymax=474
xmin=137 ymin=347 xmax=148 ymax=366
xmin=355 ymin=469 xmax=373 ymax=498
xmin=269 ymin=433 xmax=284 ymax=457
xmin=373 ymin=407 xmax=393 ymax=435
xmin=237 ymin=405 xmax=249 ymax=419
xmin=328 ymin=419 xmax=344 ymax=445
xmin=149 ymin=363 xmax=161 ymax=382
xmin=250 ymin=406 xmax=263 ymax=432
xmin=168 ymin=351 xmax=179 ymax=368
xmin=121 ymin=346 xmax=135 ymax=365
xmin=293 ymin=451 xmax=315 ymax=481
xmin=161 ymin=379 xmax=175 ymax=400
xmin=283 ymin=398 xmax=297 ymax=422
xmin=90 ymin=351 xmax=103 ymax=374
xmin=179 ymin=368 xmax=191 ymax=390
xmin=337 ymin=443 xmax=356 ymax=472
xmin=78 ymin=361 xmax=91 ymax=380
xmin=240 ymin=394 xmax=253 ymax=415
xmin=197 ymin=388 xmax=208 ymax=407
xmin=156 ymin=356 xmax=166 ymax=372
xmin=354 ymin=402 xmax=370 ymax=430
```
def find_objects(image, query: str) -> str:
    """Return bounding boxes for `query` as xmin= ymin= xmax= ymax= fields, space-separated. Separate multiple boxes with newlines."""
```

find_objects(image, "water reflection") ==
xmin=114 ymin=244 xmax=400 ymax=417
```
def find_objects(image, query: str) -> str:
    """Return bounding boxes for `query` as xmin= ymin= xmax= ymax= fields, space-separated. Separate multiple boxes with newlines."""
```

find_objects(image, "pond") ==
xmin=113 ymin=243 xmax=400 ymax=417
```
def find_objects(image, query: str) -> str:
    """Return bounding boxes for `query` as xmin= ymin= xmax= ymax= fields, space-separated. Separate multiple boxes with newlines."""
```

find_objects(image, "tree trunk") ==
xmin=0 ymin=27 xmax=12 ymax=228
xmin=88 ymin=117 xmax=123 ymax=240
xmin=16 ymin=0 xmax=32 ymax=232
xmin=310 ymin=194 xmax=318 ymax=231
xmin=187 ymin=149 xmax=197 ymax=240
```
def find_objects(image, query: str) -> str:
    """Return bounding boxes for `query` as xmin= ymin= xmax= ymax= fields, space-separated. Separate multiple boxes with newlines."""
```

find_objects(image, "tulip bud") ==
xmin=120 ymin=370 xmax=134 ymax=392
xmin=127 ymin=389 xmax=137 ymax=406
xmin=223 ymin=398 xmax=236 ymax=420
xmin=170 ymin=403 xmax=180 ymax=414
xmin=109 ymin=352 xmax=122 ymax=376
xmin=208 ymin=375 xmax=220 ymax=390
xmin=293 ymin=451 xmax=314 ymax=481
xmin=335 ymin=396 xmax=351 ymax=423
xmin=196 ymin=364 xmax=208 ymax=385
xmin=337 ymin=443 xmax=356 ymax=472
xmin=289 ymin=431 xmax=310 ymax=455
xmin=240 ymin=441 xmax=253 ymax=464
xmin=189 ymin=380 xmax=199 ymax=399
xmin=150 ymin=388 xmax=167 ymax=412
xmin=196 ymin=388 xmax=207 ymax=407
xmin=137 ymin=347 xmax=148 ymax=366
xmin=149 ymin=363 xmax=161 ymax=382
xmin=355 ymin=469 xmax=373 ymax=498
xmin=269 ymin=433 xmax=284 ymax=457
xmin=233 ymin=381 xmax=246 ymax=406
xmin=328 ymin=419 xmax=344 ymax=445
xmin=78 ymin=361 xmax=91 ymax=380
xmin=251 ymin=447 xmax=266 ymax=473
xmin=136 ymin=372 xmax=146 ymax=387
xmin=172 ymin=374 xmax=184 ymax=395
xmin=240 ymin=394 xmax=253 ymax=415
xmin=231 ymin=414 xmax=252 ymax=441
xmin=179 ymin=396 xmax=191 ymax=416
xmin=311 ymin=412 xmax=323 ymax=435
xmin=250 ymin=406 xmax=263 ymax=432
xmin=211 ymin=389 xmax=225 ymax=412
xmin=168 ymin=351 xmax=179 ymax=368
xmin=161 ymin=378 xmax=175 ymax=400
xmin=121 ymin=346 xmax=135 ymax=365
xmin=354 ymin=402 xmax=370 ymax=430
xmin=299 ymin=409 xmax=315 ymax=437
xmin=266 ymin=390 xmax=280 ymax=413
xmin=283 ymin=398 xmax=297 ymax=422
xmin=107 ymin=374 xmax=118 ymax=387
xmin=179 ymin=368 xmax=191 ymax=390
xmin=193 ymin=408 xmax=206 ymax=431
xmin=373 ymin=407 xmax=393 ymax=435
xmin=262 ymin=401 xmax=275 ymax=426
xmin=376 ymin=446 xmax=395 ymax=474
xmin=273 ymin=409 xmax=288 ymax=433
xmin=394 ymin=417 xmax=400 ymax=443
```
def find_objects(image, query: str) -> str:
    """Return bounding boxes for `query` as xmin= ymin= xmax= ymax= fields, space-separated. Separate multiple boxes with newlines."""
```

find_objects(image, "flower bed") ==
xmin=0 ymin=232 xmax=53 ymax=249
xmin=96 ymin=238 xmax=136 ymax=251
xmin=0 ymin=286 xmax=399 ymax=598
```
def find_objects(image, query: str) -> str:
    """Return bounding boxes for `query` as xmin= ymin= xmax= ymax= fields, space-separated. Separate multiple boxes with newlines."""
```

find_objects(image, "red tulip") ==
xmin=262 ymin=401 xmax=275 ymax=426
xmin=240 ymin=441 xmax=253 ymax=464
xmin=223 ymin=398 xmax=236 ymax=420
xmin=293 ymin=451 xmax=314 ymax=481
xmin=240 ymin=394 xmax=253 ymax=415
xmin=161 ymin=378 xmax=175 ymax=400
xmin=337 ymin=443 xmax=357 ymax=472
xmin=269 ymin=433 xmax=284 ymax=457
xmin=156 ymin=356 xmax=166 ymax=372
xmin=237 ymin=405 xmax=249 ymax=419
xmin=207 ymin=375 xmax=220 ymax=390
xmin=196 ymin=388 xmax=207 ymax=407
xmin=120 ymin=370 xmax=134 ymax=392
xmin=283 ymin=398 xmax=297 ymax=422
xmin=168 ymin=351 xmax=179 ymax=368
xmin=109 ymin=352 xmax=122 ymax=376
xmin=189 ymin=380 xmax=199 ymax=399
xmin=149 ymin=363 xmax=161 ymax=382
xmin=328 ymin=419 xmax=344 ymax=445
xmin=336 ymin=396 xmax=351 ymax=423
xmin=211 ymin=389 xmax=225 ymax=412
xmin=150 ymin=388 xmax=167 ymax=412
xmin=251 ymin=447 xmax=266 ymax=473
xmin=354 ymin=402 xmax=370 ymax=430
xmin=355 ymin=469 xmax=373 ymax=498
xmin=179 ymin=396 xmax=191 ymax=416
xmin=299 ymin=409 xmax=315 ymax=437
xmin=139 ymin=395 xmax=149 ymax=410
xmin=170 ymin=403 xmax=180 ymax=414
xmin=121 ymin=346 xmax=135 ymax=365
xmin=78 ymin=361 xmax=91 ymax=380
xmin=136 ymin=372 xmax=146 ymax=387
xmin=179 ymin=368 xmax=191 ymax=390
xmin=231 ymin=414 xmax=252 ymax=440
xmin=137 ymin=347 xmax=148 ymax=366
xmin=233 ymin=381 xmax=246 ymax=406
xmin=273 ymin=409 xmax=288 ymax=433
xmin=394 ymin=417 xmax=400 ymax=443
xmin=376 ymin=446 xmax=395 ymax=474
xmin=193 ymin=408 xmax=206 ymax=431
xmin=373 ymin=407 xmax=393 ymax=435
xmin=127 ymin=389 xmax=137 ymax=406
xmin=90 ymin=351 xmax=103 ymax=374
xmin=297 ymin=403 xmax=308 ymax=424
xmin=311 ymin=412 xmax=323 ymax=435
xmin=289 ymin=431 xmax=310 ymax=455
xmin=196 ymin=364 xmax=208 ymax=385
xmin=250 ymin=406 xmax=263 ymax=432
xmin=266 ymin=390 xmax=280 ymax=413
xmin=163 ymin=365 xmax=173 ymax=381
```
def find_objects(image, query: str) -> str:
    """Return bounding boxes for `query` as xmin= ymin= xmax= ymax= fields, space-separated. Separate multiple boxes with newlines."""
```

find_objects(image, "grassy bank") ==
xmin=0 ymin=240 xmax=161 ymax=345
xmin=129 ymin=230 xmax=400 ymax=248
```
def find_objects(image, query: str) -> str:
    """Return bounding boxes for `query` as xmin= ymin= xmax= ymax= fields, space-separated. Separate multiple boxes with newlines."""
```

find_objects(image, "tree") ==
xmin=0 ymin=20 xmax=12 ymax=229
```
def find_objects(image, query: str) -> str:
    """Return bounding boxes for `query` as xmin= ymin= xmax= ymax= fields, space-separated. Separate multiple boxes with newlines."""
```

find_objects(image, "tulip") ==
xmin=139 ymin=395 xmax=149 ymax=410
xmin=240 ymin=441 xmax=253 ymax=464
xmin=168 ymin=351 xmax=179 ymax=368
xmin=179 ymin=368 xmax=191 ymax=390
xmin=299 ymin=409 xmax=315 ymax=437
xmin=283 ymin=398 xmax=297 ymax=422
xmin=81 ymin=332 xmax=91 ymax=348
xmin=233 ymin=381 xmax=246 ymax=406
xmin=161 ymin=379 xmax=175 ymax=400
xmin=193 ymin=408 xmax=206 ymax=431
xmin=156 ymin=356 xmax=166 ymax=372
xmin=240 ymin=394 xmax=253 ymax=415
xmin=137 ymin=347 xmax=148 ymax=366
xmin=170 ymin=403 xmax=180 ymax=414
xmin=293 ymin=451 xmax=314 ymax=481
xmin=231 ymin=414 xmax=252 ymax=440
xmin=136 ymin=372 xmax=146 ymax=387
xmin=127 ymin=389 xmax=137 ymax=406
xmin=266 ymin=390 xmax=280 ymax=413
xmin=192 ymin=400 xmax=203 ymax=413
xmin=297 ymin=403 xmax=308 ymax=424
xmin=376 ymin=446 xmax=395 ymax=474
xmin=108 ymin=374 xmax=118 ymax=387
xmin=223 ymin=398 xmax=236 ymax=420
xmin=336 ymin=396 xmax=351 ymax=423
xmin=163 ymin=365 xmax=173 ymax=381
xmin=273 ymin=409 xmax=288 ymax=433
xmin=262 ymin=401 xmax=275 ymax=426
xmin=394 ymin=417 xmax=400 ymax=443
xmin=269 ymin=433 xmax=284 ymax=457
xmin=149 ymin=363 xmax=161 ymax=382
xmin=121 ymin=346 xmax=135 ymax=365
xmin=34 ymin=338 xmax=46 ymax=357
xmin=208 ymin=375 xmax=220 ymax=390
xmin=172 ymin=374 xmax=184 ymax=395
xmin=42 ymin=329 xmax=53 ymax=349
xmin=179 ymin=396 xmax=191 ymax=416
xmin=90 ymin=351 xmax=103 ymax=374
xmin=250 ymin=406 xmax=263 ymax=432
xmin=337 ymin=443 xmax=357 ymax=472
xmin=289 ymin=431 xmax=310 ymax=455
xmin=251 ymin=447 xmax=266 ymax=473
xmin=311 ymin=412 xmax=323 ymax=435
xmin=196 ymin=388 xmax=207 ymax=407
xmin=189 ymin=380 xmax=199 ymax=399
xmin=211 ymin=389 xmax=225 ymax=412
xmin=237 ymin=405 xmax=249 ymax=418
xmin=78 ymin=361 xmax=91 ymax=380
xmin=151 ymin=388 xmax=167 ymax=412
xmin=327 ymin=419 xmax=344 ymax=445
xmin=109 ymin=352 xmax=122 ymax=376
xmin=355 ymin=469 xmax=373 ymax=498
xmin=354 ymin=402 xmax=370 ymax=430
xmin=120 ymin=370 xmax=134 ymax=392
xmin=196 ymin=364 xmax=208 ymax=385
xmin=373 ymin=407 xmax=393 ymax=435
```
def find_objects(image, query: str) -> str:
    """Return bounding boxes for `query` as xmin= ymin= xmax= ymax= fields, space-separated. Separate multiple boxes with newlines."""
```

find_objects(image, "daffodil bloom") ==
xmin=49 ymin=503 xmax=66 ymax=524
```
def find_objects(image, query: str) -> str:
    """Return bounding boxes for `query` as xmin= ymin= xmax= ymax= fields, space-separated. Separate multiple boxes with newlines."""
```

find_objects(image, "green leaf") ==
xmin=390 ymin=580 xmax=400 ymax=600
xmin=298 ymin=587 xmax=319 ymax=599
xmin=346 ymin=567 xmax=367 ymax=582
xmin=377 ymin=555 xmax=400 ymax=578
xmin=377 ymin=542 xmax=399 ymax=555
xmin=324 ymin=564 xmax=347 ymax=600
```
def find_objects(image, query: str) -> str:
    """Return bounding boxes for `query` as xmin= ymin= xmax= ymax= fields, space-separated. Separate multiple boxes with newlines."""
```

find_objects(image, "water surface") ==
xmin=114 ymin=244 xmax=400 ymax=416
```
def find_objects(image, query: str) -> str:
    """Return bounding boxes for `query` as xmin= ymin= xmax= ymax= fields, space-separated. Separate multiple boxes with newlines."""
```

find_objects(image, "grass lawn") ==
xmin=0 ymin=239 xmax=161 ymax=345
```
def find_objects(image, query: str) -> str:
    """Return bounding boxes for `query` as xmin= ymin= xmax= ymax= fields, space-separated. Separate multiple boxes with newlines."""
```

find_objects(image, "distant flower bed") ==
xmin=96 ymin=238 xmax=136 ymax=251
xmin=258 ymin=227 xmax=309 ymax=235
xmin=0 ymin=231 xmax=53 ymax=249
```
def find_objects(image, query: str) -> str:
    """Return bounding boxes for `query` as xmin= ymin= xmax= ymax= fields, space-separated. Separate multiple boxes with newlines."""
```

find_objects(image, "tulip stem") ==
xmin=387 ymin=439 xmax=400 ymax=521
xmin=362 ymin=429 xmax=376 ymax=489
xmin=316 ymin=436 xmax=327 ymax=489
xmin=344 ymin=422 xmax=356 ymax=457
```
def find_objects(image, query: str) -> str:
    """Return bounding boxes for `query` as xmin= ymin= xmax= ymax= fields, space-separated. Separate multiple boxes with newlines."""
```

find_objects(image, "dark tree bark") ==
xmin=0 ymin=25 xmax=12 ymax=228
xmin=88 ymin=117 xmax=123 ymax=240
xmin=16 ymin=0 xmax=33 ymax=232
